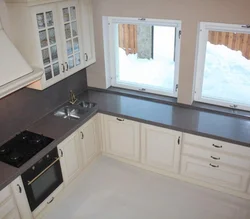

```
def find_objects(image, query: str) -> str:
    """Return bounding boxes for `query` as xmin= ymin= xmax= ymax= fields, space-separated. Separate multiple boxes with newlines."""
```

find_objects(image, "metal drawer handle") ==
xmin=59 ymin=149 xmax=63 ymax=157
xmin=211 ymin=156 xmax=220 ymax=160
xmin=61 ymin=64 xmax=65 ymax=73
xmin=84 ymin=53 xmax=89 ymax=61
xmin=47 ymin=197 xmax=54 ymax=204
xmin=116 ymin=118 xmax=124 ymax=122
xmin=27 ymin=157 xmax=60 ymax=185
xmin=212 ymin=144 xmax=222 ymax=148
xmin=17 ymin=184 xmax=22 ymax=193
xmin=210 ymin=163 xmax=219 ymax=168
xmin=80 ymin=131 xmax=84 ymax=139
xmin=65 ymin=62 xmax=69 ymax=71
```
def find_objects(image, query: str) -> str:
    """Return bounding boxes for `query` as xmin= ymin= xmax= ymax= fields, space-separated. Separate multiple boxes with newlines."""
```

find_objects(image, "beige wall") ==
xmin=87 ymin=0 xmax=250 ymax=104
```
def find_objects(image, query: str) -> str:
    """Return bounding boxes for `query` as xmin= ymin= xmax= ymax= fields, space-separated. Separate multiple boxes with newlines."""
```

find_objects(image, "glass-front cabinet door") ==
xmin=59 ymin=0 xmax=84 ymax=75
xmin=33 ymin=5 xmax=64 ymax=87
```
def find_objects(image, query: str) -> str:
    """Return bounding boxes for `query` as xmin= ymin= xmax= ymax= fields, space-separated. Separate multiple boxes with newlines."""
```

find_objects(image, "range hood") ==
xmin=0 ymin=20 xmax=43 ymax=99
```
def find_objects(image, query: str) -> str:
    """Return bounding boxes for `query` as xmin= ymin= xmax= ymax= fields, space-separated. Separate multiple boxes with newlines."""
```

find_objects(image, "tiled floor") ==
xmin=44 ymin=156 xmax=250 ymax=219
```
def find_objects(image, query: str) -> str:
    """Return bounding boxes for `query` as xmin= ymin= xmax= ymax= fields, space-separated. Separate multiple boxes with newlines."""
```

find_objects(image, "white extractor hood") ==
xmin=0 ymin=20 xmax=43 ymax=99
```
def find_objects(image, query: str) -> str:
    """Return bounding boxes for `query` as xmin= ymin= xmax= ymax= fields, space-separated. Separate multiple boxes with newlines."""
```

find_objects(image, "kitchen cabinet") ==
xmin=58 ymin=132 xmax=81 ymax=186
xmin=6 ymin=0 xmax=96 ymax=90
xmin=103 ymin=115 xmax=140 ymax=162
xmin=78 ymin=115 xmax=100 ymax=167
xmin=10 ymin=177 xmax=33 ymax=219
xmin=141 ymin=124 xmax=182 ymax=173
xmin=0 ymin=184 xmax=20 ymax=219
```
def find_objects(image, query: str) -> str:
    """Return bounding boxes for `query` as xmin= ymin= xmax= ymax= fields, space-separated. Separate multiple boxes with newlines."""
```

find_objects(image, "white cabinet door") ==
xmin=103 ymin=115 xmax=140 ymax=162
xmin=31 ymin=4 xmax=64 ymax=88
xmin=10 ymin=177 xmax=33 ymax=219
xmin=141 ymin=124 xmax=182 ymax=173
xmin=181 ymin=155 xmax=250 ymax=192
xmin=58 ymin=132 xmax=81 ymax=186
xmin=58 ymin=0 xmax=84 ymax=76
xmin=78 ymin=116 xmax=99 ymax=167
xmin=80 ymin=0 xmax=96 ymax=67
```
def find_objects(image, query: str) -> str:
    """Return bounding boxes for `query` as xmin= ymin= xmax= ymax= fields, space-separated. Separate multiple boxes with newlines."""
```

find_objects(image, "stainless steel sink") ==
xmin=54 ymin=106 xmax=83 ymax=120
xmin=54 ymin=101 xmax=96 ymax=120
xmin=77 ymin=101 xmax=96 ymax=109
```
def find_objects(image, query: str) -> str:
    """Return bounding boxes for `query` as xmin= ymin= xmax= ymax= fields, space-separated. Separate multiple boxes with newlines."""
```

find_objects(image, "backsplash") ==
xmin=0 ymin=69 xmax=87 ymax=145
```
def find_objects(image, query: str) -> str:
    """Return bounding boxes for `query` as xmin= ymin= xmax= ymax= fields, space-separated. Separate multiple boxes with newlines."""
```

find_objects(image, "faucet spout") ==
xmin=69 ymin=90 xmax=77 ymax=105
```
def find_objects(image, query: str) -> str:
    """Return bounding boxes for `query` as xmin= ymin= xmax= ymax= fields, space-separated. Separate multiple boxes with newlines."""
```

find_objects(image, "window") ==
xmin=195 ymin=22 xmax=250 ymax=110
xmin=104 ymin=17 xmax=181 ymax=96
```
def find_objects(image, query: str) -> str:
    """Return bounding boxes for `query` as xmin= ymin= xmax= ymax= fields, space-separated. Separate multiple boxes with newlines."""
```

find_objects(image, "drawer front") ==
xmin=183 ymin=133 xmax=250 ymax=158
xmin=182 ymin=143 xmax=250 ymax=170
xmin=0 ymin=186 xmax=11 ymax=205
xmin=181 ymin=155 xmax=250 ymax=191
xmin=0 ymin=198 xmax=16 ymax=219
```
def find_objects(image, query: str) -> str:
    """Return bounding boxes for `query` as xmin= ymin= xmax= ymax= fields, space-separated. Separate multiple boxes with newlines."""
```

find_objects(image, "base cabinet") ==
xmin=58 ymin=132 xmax=81 ymax=186
xmin=141 ymin=124 xmax=182 ymax=173
xmin=78 ymin=115 xmax=99 ymax=167
xmin=103 ymin=115 xmax=140 ymax=162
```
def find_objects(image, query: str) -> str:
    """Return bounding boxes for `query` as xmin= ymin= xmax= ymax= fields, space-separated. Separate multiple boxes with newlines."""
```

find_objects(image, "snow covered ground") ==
xmin=118 ymin=38 xmax=250 ymax=105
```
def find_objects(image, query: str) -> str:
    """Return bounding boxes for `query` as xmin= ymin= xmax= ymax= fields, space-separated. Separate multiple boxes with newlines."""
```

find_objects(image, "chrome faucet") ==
xmin=69 ymin=90 xmax=77 ymax=105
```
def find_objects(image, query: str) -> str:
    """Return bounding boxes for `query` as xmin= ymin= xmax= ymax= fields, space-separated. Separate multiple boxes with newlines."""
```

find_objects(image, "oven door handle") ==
xmin=27 ymin=157 xmax=60 ymax=186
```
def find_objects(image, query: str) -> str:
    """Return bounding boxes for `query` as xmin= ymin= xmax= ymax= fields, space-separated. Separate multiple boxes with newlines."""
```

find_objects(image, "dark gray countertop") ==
xmin=1 ymin=89 xmax=250 ymax=191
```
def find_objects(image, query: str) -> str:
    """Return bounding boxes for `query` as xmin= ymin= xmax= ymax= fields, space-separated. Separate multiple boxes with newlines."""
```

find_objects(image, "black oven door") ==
xmin=21 ymin=148 xmax=63 ymax=212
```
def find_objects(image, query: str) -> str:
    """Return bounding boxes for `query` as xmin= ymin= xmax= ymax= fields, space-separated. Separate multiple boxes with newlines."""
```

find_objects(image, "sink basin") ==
xmin=77 ymin=101 xmax=96 ymax=109
xmin=54 ymin=106 xmax=83 ymax=120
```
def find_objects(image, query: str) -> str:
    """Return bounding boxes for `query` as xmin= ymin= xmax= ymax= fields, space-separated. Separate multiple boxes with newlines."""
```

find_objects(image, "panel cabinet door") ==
xmin=58 ymin=132 xmax=81 ymax=186
xmin=31 ymin=4 xmax=64 ymax=88
xmin=58 ymin=0 xmax=84 ymax=76
xmin=103 ymin=115 xmax=140 ymax=162
xmin=141 ymin=124 xmax=182 ymax=173
xmin=78 ymin=117 xmax=99 ymax=167
xmin=80 ymin=0 xmax=96 ymax=67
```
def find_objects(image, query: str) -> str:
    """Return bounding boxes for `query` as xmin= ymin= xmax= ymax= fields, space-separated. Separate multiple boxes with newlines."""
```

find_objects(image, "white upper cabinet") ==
xmin=141 ymin=124 xmax=182 ymax=173
xmin=79 ymin=0 xmax=96 ymax=67
xmin=6 ymin=0 xmax=96 ymax=90
xmin=58 ymin=0 xmax=84 ymax=76
xmin=103 ymin=115 xmax=140 ymax=162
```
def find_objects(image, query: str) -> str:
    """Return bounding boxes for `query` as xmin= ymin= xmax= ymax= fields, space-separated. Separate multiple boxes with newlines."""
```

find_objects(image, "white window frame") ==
xmin=194 ymin=22 xmax=250 ymax=111
xmin=103 ymin=16 xmax=182 ymax=97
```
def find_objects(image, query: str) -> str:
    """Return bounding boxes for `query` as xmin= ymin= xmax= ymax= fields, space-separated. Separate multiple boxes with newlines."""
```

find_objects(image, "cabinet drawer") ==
xmin=182 ymin=143 xmax=250 ymax=170
xmin=0 ymin=186 xmax=11 ymax=205
xmin=0 ymin=198 xmax=16 ymax=219
xmin=3 ymin=209 xmax=20 ymax=219
xmin=183 ymin=133 xmax=250 ymax=158
xmin=181 ymin=155 xmax=250 ymax=191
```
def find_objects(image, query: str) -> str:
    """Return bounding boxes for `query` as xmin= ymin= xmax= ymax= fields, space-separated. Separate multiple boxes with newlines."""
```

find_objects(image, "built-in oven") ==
xmin=21 ymin=147 xmax=63 ymax=211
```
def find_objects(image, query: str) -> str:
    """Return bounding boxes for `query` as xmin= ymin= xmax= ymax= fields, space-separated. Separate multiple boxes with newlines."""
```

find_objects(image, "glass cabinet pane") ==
xmin=71 ymin=21 xmax=78 ymax=37
xmin=46 ymin=11 xmax=54 ymax=27
xmin=75 ymin=53 xmax=81 ymax=66
xmin=39 ymin=30 xmax=48 ymax=48
xmin=64 ymin=23 xmax=71 ymax=39
xmin=73 ymin=38 xmax=79 ymax=52
xmin=53 ymin=62 xmax=60 ymax=76
xmin=67 ymin=40 xmax=73 ymax=55
xmin=63 ymin=8 xmax=70 ymax=22
xmin=48 ymin=28 xmax=56 ymax=44
xmin=42 ymin=48 xmax=50 ymax=65
xmin=68 ymin=56 xmax=74 ymax=69
xmin=51 ymin=45 xmax=58 ymax=62
xmin=36 ymin=13 xmax=45 ymax=29
xmin=45 ymin=66 xmax=52 ymax=80
xmin=70 ymin=6 xmax=76 ymax=20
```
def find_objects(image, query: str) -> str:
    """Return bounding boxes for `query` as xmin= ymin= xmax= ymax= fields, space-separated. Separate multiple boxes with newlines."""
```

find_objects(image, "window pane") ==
xmin=202 ymin=31 xmax=250 ymax=105
xmin=46 ymin=11 xmax=54 ymax=27
xmin=117 ymin=24 xmax=176 ymax=92
xmin=36 ymin=13 xmax=45 ymax=29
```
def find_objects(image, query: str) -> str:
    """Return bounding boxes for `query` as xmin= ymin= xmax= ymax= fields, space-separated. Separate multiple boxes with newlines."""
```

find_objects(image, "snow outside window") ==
xmin=195 ymin=22 xmax=250 ymax=110
xmin=105 ymin=17 xmax=181 ymax=97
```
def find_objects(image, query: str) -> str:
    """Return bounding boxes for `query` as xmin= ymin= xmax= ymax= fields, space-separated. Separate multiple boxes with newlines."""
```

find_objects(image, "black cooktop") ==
xmin=0 ymin=131 xmax=54 ymax=168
